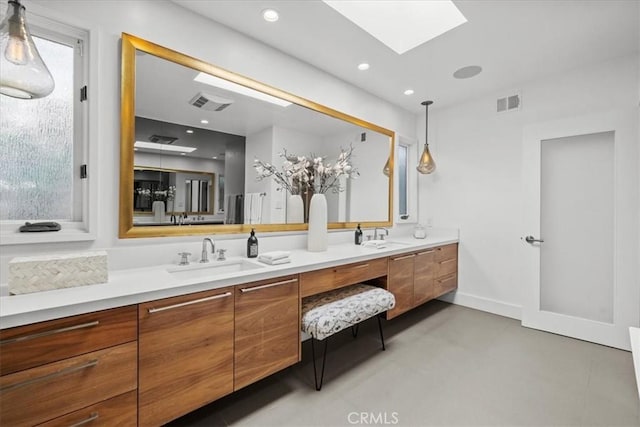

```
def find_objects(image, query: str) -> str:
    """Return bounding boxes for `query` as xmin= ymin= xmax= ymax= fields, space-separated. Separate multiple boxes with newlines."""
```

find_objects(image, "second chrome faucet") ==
xmin=200 ymin=238 xmax=215 ymax=263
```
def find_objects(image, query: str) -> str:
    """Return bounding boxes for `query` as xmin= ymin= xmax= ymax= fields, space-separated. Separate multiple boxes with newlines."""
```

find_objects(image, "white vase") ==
xmin=286 ymin=194 xmax=304 ymax=224
xmin=152 ymin=200 xmax=165 ymax=223
xmin=307 ymin=193 xmax=328 ymax=252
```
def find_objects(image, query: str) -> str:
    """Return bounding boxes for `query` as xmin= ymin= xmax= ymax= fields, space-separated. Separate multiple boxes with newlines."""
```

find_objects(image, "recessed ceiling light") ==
xmin=453 ymin=65 xmax=483 ymax=79
xmin=357 ymin=63 xmax=370 ymax=71
xmin=323 ymin=0 xmax=467 ymax=54
xmin=212 ymin=156 xmax=218 ymax=159
xmin=180 ymin=153 xmax=186 ymax=156
xmin=134 ymin=141 xmax=197 ymax=153
xmin=200 ymin=119 xmax=209 ymax=124
xmin=262 ymin=9 xmax=279 ymax=22
xmin=186 ymin=129 xmax=194 ymax=134
xmin=404 ymin=89 xmax=414 ymax=95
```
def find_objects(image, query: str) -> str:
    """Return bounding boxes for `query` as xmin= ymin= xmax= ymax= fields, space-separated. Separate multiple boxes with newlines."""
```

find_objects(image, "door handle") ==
xmin=525 ymin=235 xmax=544 ymax=244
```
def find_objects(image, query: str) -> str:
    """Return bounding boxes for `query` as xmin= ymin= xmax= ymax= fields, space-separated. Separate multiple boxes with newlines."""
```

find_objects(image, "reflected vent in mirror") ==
xmin=189 ymin=92 xmax=234 ymax=112
xmin=149 ymin=134 xmax=178 ymax=144
xmin=497 ymin=93 xmax=521 ymax=113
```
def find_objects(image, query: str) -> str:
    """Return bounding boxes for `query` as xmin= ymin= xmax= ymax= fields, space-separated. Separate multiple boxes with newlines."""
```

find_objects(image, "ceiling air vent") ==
xmin=497 ymin=93 xmax=521 ymax=113
xmin=189 ymin=92 xmax=234 ymax=112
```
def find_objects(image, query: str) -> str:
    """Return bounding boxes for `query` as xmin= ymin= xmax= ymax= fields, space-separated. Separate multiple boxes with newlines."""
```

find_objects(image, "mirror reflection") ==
xmin=120 ymin=33 xmax=394 ymax=237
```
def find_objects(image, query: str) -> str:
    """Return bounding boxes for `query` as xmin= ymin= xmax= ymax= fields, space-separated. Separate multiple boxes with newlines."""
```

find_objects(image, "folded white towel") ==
xmin=257 ymin=257 xmax=291 ymax=266
xmin=258 ymin=251 xmax=291 ymax=261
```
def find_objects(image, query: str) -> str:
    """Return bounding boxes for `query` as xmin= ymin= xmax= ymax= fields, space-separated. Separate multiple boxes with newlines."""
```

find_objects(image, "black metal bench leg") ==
xmin=310 ymin=337 xmax=329 ymax=391
xmin=351 ymin=324 xmax=360 ymax=338
xmin=377 ymin=315 xmax=386 ymax=351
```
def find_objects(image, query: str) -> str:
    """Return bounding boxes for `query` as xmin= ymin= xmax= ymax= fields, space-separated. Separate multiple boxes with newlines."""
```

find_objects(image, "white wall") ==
xmin=420 ymin=54 xmax=639 ymax=319
xmin=0 ymin=0 xmax=415 ymax=279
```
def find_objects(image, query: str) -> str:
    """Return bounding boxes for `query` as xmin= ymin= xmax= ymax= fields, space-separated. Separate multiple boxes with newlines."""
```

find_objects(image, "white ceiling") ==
xmin=172 ymin=0 xmax=639 ymax=114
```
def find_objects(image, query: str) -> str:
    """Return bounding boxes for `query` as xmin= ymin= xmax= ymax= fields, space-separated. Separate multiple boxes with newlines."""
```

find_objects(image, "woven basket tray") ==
xmin=9 ymin=251 xmax=108 ymax=295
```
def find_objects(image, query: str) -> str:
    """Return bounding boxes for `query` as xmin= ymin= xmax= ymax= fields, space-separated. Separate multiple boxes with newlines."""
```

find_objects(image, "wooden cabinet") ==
xmin=234 ymin=275 xmax=300 ymax=390
xmin=38 ymin=390 xmax=137 ymax=427
xmin=387 ymin=253 xmax=416 ymax=318
xmin=413 ymin=248 xmax=437 ymax=305
xmin=386 ymin=244 xmax=458 ymax=319
xmin=434 ymin=243 xmax=458 ymax=297
xmin=0 ymin=307 xmax=138 ymax=427
xmin=300 ymin=258 xmax=388 ymax=297
xmin=138 ymin=287 xmax=234 ymax=427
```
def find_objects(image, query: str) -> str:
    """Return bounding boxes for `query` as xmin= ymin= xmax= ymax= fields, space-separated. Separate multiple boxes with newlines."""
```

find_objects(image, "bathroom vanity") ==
xmin=0 ymin=235 xmax=457 ymax=426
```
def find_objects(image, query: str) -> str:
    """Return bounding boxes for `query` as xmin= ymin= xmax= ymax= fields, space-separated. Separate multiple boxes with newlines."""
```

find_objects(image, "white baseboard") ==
xmin=438 ymin=291 xmax=522 ymax=320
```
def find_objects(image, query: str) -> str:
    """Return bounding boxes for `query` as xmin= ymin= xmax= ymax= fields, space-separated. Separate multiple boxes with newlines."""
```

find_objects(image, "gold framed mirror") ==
xmin=119 ymin=33 xmax=394 ymax=238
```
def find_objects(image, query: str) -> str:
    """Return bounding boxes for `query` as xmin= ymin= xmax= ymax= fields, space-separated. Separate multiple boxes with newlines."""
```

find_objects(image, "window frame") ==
xmin=0 ymin=8 xmax=95 ymax=245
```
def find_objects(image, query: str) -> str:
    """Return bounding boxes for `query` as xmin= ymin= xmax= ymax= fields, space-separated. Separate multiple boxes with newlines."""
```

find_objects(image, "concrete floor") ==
xmin=169 ymin=301 xmax=640 ymax=426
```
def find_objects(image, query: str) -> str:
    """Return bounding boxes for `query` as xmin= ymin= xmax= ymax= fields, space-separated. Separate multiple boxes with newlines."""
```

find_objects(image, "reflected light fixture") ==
xmin=134 ymin=141 xmax=197 ymax=153
xmin=382 ymin=157 xmax=390 ymax=177
xmin=417 ymin=100 xmax=436 ymax=174
xmin=0 ymin=0 xmax=55 ymax=99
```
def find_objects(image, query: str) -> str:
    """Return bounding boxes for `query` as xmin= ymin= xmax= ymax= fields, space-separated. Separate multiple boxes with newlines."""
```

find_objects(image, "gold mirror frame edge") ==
xmin=119 ymin=33 xmax=394 ymax=239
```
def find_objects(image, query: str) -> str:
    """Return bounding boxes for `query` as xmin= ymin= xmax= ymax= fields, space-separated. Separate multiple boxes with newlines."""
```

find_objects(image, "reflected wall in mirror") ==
xmin=133 ymin=166 xmax=216 ymax=226
xmin=120 ymin=33 xmax=394 ymax=238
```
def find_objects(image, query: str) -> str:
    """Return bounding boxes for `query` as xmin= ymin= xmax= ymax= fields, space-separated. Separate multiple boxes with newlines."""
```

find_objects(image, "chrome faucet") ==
xmin=200 ymin=238 xmax=215 ymax=263
xmin=374 ymin=227 xmax=389 ymax=240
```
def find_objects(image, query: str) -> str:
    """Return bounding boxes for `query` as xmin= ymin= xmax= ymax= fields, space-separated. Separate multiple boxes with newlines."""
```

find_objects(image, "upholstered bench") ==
xmin=301 ymin=283 xmax=396 ymax=390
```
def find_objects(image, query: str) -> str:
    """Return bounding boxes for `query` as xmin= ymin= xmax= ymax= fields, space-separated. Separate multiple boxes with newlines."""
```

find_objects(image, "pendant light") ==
xmin=0 ymin=0 xmax=55 ymax=99
xmin=417 ymin=100 xmax=436 ymax=174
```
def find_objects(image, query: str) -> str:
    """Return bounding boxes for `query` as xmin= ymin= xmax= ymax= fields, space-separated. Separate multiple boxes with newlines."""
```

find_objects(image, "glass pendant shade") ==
xmin=417 ymin=143 xmax=436 ymax=174
xmin=382 ymin=157 xmax=390 ymax=176
xmin=417 ymin=100 xmax=436 ymax=174
xmin=0 ymin=0 xmax=55 ymax=99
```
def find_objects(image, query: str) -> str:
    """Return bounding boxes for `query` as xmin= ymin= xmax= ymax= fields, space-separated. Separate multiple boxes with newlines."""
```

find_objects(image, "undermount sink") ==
xmin=361 ymin=240 xmax=410 ymax=249
xmin=167 ymin=259 xmax=265 ymax=280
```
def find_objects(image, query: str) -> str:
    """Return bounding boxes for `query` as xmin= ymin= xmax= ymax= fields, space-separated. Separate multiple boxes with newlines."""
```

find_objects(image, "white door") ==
xmin=521 ymin=111 xmax=638 ymax=350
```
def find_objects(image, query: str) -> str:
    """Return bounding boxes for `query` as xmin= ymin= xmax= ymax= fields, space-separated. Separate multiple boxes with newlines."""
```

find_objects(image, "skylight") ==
xmin=194 ymin=73 xmax=292 ymax=107
xmin=323 ymin=0 xmax=467 ymax=55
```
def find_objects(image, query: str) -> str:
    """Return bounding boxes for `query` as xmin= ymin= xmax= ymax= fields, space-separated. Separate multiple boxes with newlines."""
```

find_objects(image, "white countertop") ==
xmin=0 ymin=233 xmax=458 ymax=329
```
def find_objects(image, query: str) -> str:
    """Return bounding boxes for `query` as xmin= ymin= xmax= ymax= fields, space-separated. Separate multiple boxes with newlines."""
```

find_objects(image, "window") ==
xmin=0 ymin=16 xmax=91 ymax=244
xmin=395 ymin=137 xmax=418 ymax=223
xmin=398 ymin=144 xmax=409 ymax=219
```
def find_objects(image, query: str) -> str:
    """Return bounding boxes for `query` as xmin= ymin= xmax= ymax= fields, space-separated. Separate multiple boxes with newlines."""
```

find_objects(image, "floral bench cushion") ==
xmin=301 ymin=283 xmax=396 ymax=341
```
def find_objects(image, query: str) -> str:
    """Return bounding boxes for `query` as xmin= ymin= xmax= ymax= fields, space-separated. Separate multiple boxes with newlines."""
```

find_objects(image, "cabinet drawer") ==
xmin=386 ymin=253 xmax=415 ymax=320
xmin=300 ymin=257 xmax=388 ymax=297
xmin=0 ymin=305 xmax=137 ymax=376
xmin=437 ymin=258 xmax=458 ymax=277
xmin=434 ymin=273 xmax=458 ymax=297
xmin=435 ymin=243 xmax=458 ymax=262
xmin=38 ymin=390 xmax=137 ymax=427
xmin=0 ymin=341 xmax=137 ymax=427
xmin=235 ymin=276 xmax=299 ymax=390
xmin=138 ymin=287 xmax=234 ymax=427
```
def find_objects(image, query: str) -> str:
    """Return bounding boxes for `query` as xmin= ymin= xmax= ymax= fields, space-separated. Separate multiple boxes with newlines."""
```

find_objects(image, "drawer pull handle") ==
xmin=0 ymin=321 xmax=100 ymax=346
xmin=0 ymin=359 xmax=98 ymax=393
xmin=335 ymin=263 xmax=369 ymax=272
xmin=392 ymin=254 xmax=415 ymax=261
xmin=416 ymin=250 xmax=435 ymax=256
xmin=438 ymin=273 xmax=457 ymax=282
xmin=148 ymin=292 xmax=232 ymax=313
xmin=240 ymin=278 xmax=297 ymax=293
xmin=69 ymin=412 xmax=99 ymax=427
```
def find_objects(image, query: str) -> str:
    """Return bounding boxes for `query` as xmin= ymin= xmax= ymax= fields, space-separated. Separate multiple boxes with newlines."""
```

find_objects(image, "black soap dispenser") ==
xmin=355 ymin=224 xmax=363 ymax=245
xmin=247 ymin=228 xmax=259 ymax=258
